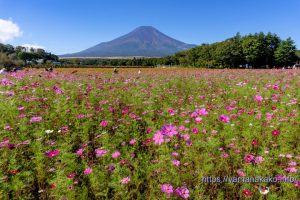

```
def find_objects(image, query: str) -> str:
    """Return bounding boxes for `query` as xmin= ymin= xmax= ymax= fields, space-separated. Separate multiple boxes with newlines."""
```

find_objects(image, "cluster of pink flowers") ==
xmin=95 ymin=148 xmax=108 ymax=157
xmin=161 ymin=184 xmax=189 ymax=199
xmin=161 ymin=123 xmax=178 ymax=137
xmin=100 ymin=120 xmax=108 ymax=127
xmin=52 ymin=85 xmax=64 ymax=95
xmin=121 ymin=177 xmax=130 ymax=185
xmin=30 ymin=116 xmax=43 ymax=123
xmin=218 ymin=114 xmax=230 ymax=123
xmin=0 ymin=78 xmax=14 ymax=86
xmin=244 ymin=155 xmax=264 ymax=164
xmin=190 ymin=108 xmax=208 ymax=118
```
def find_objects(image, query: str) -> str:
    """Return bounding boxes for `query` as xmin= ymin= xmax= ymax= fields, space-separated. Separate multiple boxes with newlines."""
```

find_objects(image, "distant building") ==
xmin=52 ymin=61 xmax=61 ymax=65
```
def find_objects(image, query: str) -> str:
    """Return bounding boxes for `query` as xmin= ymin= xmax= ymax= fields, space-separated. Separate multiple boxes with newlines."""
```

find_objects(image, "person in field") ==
xmin=113 ymin=67 xmax=118 ymax=74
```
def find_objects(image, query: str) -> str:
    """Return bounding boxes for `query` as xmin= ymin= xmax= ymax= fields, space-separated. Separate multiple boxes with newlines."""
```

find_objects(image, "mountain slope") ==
xmin=61 ymin=26 xmax=196 ymax=57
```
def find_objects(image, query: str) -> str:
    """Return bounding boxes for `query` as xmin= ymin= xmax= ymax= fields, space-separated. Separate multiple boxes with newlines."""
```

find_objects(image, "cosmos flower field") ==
xmin=0 ymin=68 xmax=299 ymax=199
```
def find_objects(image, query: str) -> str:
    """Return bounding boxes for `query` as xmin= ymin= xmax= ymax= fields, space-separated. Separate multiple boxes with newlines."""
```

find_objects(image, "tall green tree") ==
xmin=274 ymin=38 xmax=297 ymax=66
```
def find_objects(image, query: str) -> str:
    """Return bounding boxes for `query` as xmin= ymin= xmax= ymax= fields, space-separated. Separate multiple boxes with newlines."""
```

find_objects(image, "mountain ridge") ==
xmin=60 ymin=26 xmax=196 ymax=58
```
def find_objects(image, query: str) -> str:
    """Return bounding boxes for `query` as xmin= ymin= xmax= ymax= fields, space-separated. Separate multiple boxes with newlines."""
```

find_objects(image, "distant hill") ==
xmin=60 ymin=26 xmax=196 ymax=58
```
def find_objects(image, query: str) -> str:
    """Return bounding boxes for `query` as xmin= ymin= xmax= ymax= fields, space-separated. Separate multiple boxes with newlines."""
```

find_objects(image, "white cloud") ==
xmin=21 ymin=44 xmax=45 ymax=50
xmin=0 ymin=19 xmax=23 ymax=43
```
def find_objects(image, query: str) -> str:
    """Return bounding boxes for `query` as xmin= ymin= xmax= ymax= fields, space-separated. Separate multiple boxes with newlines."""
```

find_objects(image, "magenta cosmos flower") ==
xmin=161 ymin=123 xmax=178 ymax=137
xmin=121 ymin=177 xmax=130 ymax=184
xmin=244 ymin=155 xmax=254 ymax=163
xmin=271 ymin=130 xmax=280 ymax=136
xmin=285 ymin=167 xmax=297 ymax=173
xmin=175 ymin=187 xmax=189 ymax=199
xmin=100 ymin=120 xmax=108 ymax=127
xmin=30 ymin=116 xmax=43 ymax=123
xmin=47 ymin=150 xmax=59 ymax=158
xmin=52 ymin=86 xmax=64 ymax=95
xmin=243 ymin=189 xmax=252 ymax=196
xmin=161 ymin=184 xmax=173 ymax=194
xmin=153 ymin=131 xmax=164 ymax=145
xmin=219 ymin=114 xmax=230 ymax=123
xmin=83 ymin=167 xmax=93 ymax=175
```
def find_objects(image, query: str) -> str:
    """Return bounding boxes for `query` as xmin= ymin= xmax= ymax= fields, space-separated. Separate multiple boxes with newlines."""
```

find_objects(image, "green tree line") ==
xmin=0 ymin=43 xmax=58 ymax=71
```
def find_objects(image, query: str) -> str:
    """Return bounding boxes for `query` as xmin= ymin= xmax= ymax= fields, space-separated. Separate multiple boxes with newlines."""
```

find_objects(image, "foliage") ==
xmin=0 ymin=43 xmax=58 ymax=69
xmin=274 ymin=38 xmax=298 ymax=66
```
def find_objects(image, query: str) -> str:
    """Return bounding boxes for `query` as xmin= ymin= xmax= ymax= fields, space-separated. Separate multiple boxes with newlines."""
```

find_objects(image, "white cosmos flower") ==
xmin=45 ymin=130 xmax=54 ymax=134
xmin=258 ymin=186 xmax=269 ymax=195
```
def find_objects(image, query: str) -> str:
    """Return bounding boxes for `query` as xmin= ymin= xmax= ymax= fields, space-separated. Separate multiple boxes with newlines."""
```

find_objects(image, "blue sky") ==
xmin=0 ymin=0 xmax=299 ymax=54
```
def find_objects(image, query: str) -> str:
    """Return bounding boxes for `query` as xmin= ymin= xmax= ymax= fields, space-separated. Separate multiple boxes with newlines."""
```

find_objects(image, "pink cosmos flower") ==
xmin=254 ymin=95 xmax=263 ymax=102
xmin=146 ymin=128 xmax=152 ymax=133
xmin=52 ymin=86 xmax=64 ymax=95
xmin=172 ymin=160 xmax=180 ymax=166
xmin=191 ymin=128 xmax=198 ymax=134
xmin=234 ymin=149 xmax=241 ymax=153
xmin=121 ymin=177 xmax=130 ymax=184
xmin=293 ymin=181 xmax=300 ymax=189
xmin=237 ymin=169 xmax=246 ymax=177
xmin=161 ymin=184 xmax=173 ymax=194
xmin=285 ymin=167 xmax=297 ymax=173
xmin=100 ymin=120 xmax=108 ymax=127
xmin=219 ymin=114 xmax=230 ymax=123
xmin=30 ymin=116 xmax=42 ymax=123
xmin=172 ymin=152 xmax=179 ymax=157
xmin=273 ymin=84 xmax=279 ymax=90
xmin=129 ymin=139 xmax=137 ymax=145
xmin=76 ymin=148 xmax=84 ymax=156
xmin=286 ymin=154 xmax=293 ymax=159
xmin=175 ymin=187 xmax=189 ymax=199
xmin=226 ymin=106 xmax=234 ymax=111
xmin=83 ymin=167 xmax=93 ymax=175
xmin=0 ymin=79 xmax=14 ymax=86
xmin=4 ymin=125 xmax=12 ymax=130
xmin=222 ymin=153 xmax=229 ymax=158
xmin=181 ymin=134 xmax=190 ymax=141
xmin=111 ymin=151 xmax=121 ymax=158
xmin=95 ymin=148 xmax=108 ymax=157
xmin=195 ymin=117 xmax=202 ymax=124
xmin=47 ymin=150 xmax=60 ymax=158
xmin=153 ymin=131 xmax=164 ymax=145
xmin=288 ymin=162 xmax=297 ymax=166
xmin=161 ymin=123 xmax=178 ymax=137
xmin=60 ymin=126 xmax=69 ymax=134
xmin=18 ymin=106 xmax=24 ymax=111
xmin=254 ymin=156 xmax=264 ymax=164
